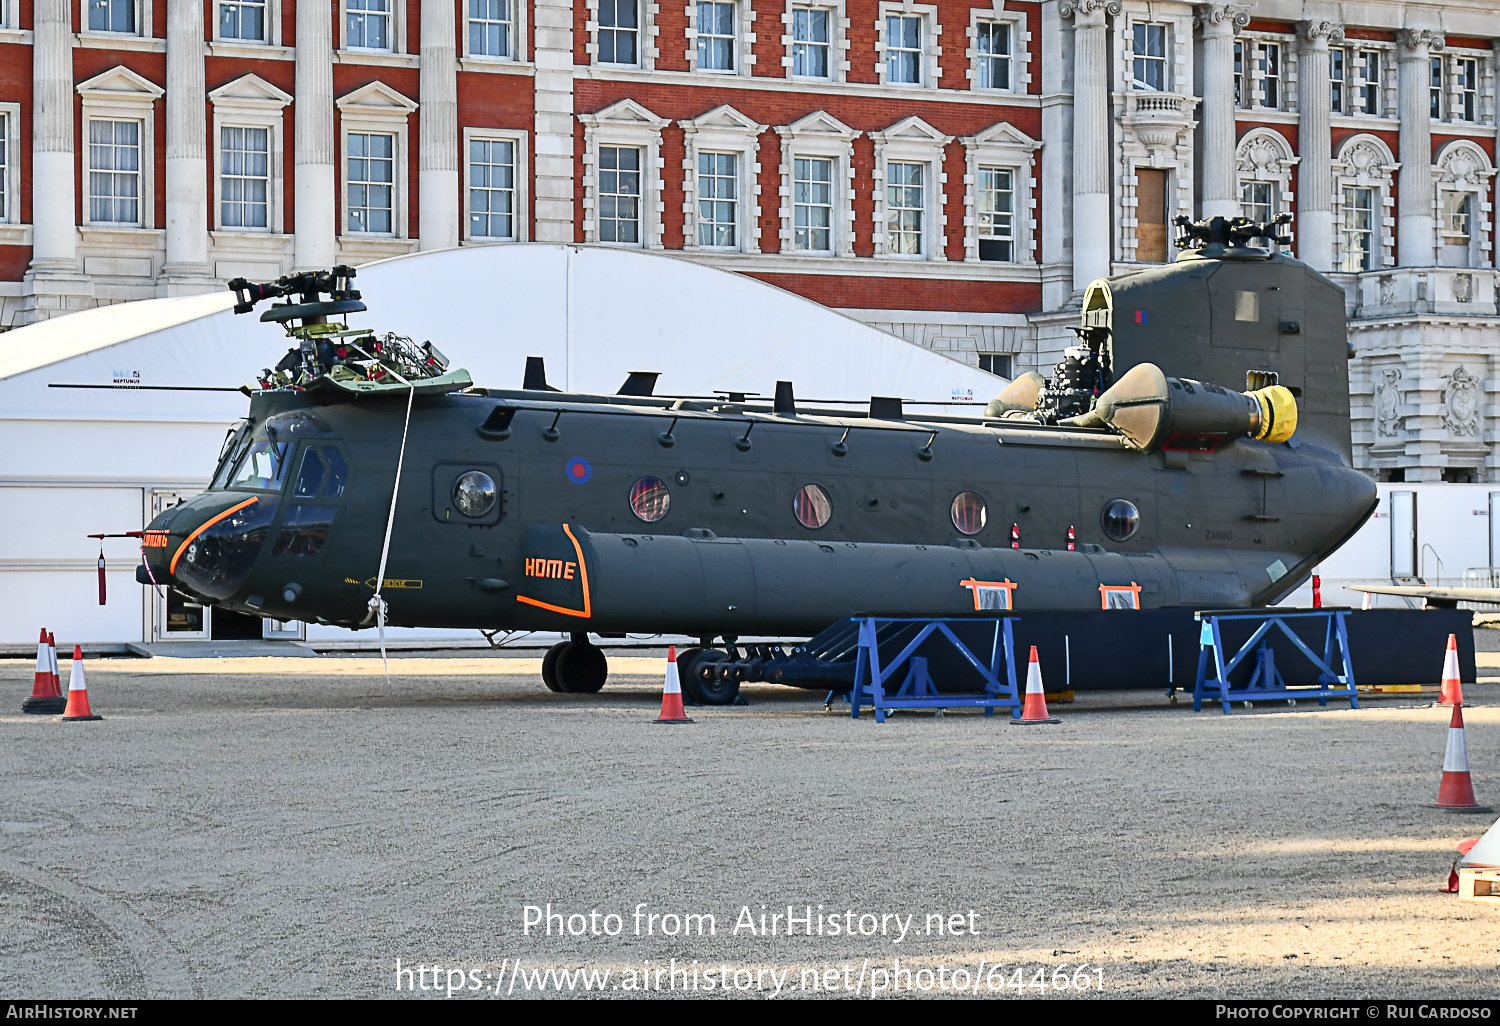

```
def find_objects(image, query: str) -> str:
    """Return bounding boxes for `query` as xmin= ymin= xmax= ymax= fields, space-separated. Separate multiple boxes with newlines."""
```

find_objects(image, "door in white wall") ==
xmin=1389 ymin=490 xmax=1416 ymax=579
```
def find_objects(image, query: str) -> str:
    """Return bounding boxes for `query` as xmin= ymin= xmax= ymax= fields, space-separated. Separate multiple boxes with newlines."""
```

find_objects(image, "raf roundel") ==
xmin=565 ymin=457 xmax=592 ymax=485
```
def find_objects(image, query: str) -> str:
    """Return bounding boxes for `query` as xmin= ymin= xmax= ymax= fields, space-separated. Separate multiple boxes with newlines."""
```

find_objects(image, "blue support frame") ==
xmin=1192 ymin=609 xmax=1358 ymax=714
xmin=850 ymin=616 xmax=1022 ymax=722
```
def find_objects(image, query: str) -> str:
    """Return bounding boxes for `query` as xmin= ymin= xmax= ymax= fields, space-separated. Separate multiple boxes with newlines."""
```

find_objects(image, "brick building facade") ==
xmin=0 ymin=0 xmax=1498 ymax=478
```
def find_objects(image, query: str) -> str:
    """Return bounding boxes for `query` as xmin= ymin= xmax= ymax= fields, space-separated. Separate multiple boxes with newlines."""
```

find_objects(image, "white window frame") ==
xmin=1332 ymin=134 xmax=1397 ymax=272
xmin=869 ymin=115 xmax=951 ymax=261
xmin=875 ymin=2 xmax=939 ymax=90
xmin=0 ymin=102 xmax=19 ymax=225
xmin=213 ymin=0 xmax=277 ymax=45
xmin=1432 ymin=139 xmax=1495 ymax=268
xmin=966 ymin=4 xmax=1029 ymax=95
xmin=466 ymin=0 xmax=526 ymax=62
xmin=580 ymin=99 xmax=668 ymax=248
xmin=679 ymin=104 xmax=765 ymax=253
xmin=1234 ymin=127 xmax=1297 ymax=245
xmin=80 ymin=0 xmax=150 ymax=38
xmin=463 ymin=128 xmax=529 ymax=243
xmin=775 ymin=110 xmax=859 ymax=258
xmin=335 ymin=81 xmax=417 ymax=239
xmin=685 ymin=0 xmax=754 ymax=75
xmin=339 ymin=0 xmax=404 ymax=53
xmin=781 ymin=0 xmax=849 ymax=82
xmin=1130 ymin=20 xmax=1169 ymax=92
xmin=1256 ymin=40 xmax=1282 ymax=109
xmin=76 ymin=66 xmax=162 ymax=230
xmin=586 ymin=0 xmax=659 ymax=69
xmin=1352 ymin=46 xmax=1387 ymax=118
xmin=960 ymin=120 xmax=1039 ymax=264
xmin=1232 ymin=31 xmax=1296 ymax=112
xmin=208 ymin=74 xmax=291 ymax=234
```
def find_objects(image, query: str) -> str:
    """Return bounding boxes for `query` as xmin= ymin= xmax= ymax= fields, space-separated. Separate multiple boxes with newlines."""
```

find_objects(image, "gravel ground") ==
xmin=1 ymin=647 xmax=1497 ymax=1000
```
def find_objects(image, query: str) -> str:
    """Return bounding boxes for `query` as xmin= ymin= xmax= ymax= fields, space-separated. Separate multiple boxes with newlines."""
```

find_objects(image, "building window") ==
xmin=346 ymin=0 xmax=389 ymax=48
xmin=1131 ymin=23 xmax=1167 ymax=92
xmin=88 ymin=119 xmax=141 ymax=225
xmin=1241 ymin=180 xmax=1274 ymax=224
xmin=1330 ymin=47 xmax=1344 ymax=112
xmin=696 ymin=1 xmax=735 ymax=71
xmin=469 ymin=0 xmax=512 ymax=57
xmin=347 ymin=131 xmax=394 ymax=234
xmin=1358 ymin=50 xmax=1381 ymax=115
xmin=1257 ymin=42 xmax=1280 ymax=108
xmin=598 ymin=145 xmax=641 ymax=244
xmin=468 ymin=137 xmax=516 ymax=240
xmin=0 ymin=112 xmax=8 ymax=221
xmin=1441 ymin=192 xmax=1474 ymax=265
xmin=1456 ymin=58 xmax=1477 ymax=123
xmin=89 ymin=0 xmax=136 ymax=33
xmin=1430 ymin=56 xmax=1443 ymax=120
xmin=598 ymin=0 xmax=638 ymax=64
xmin=696 ymin=151 xmax=736 ymax=248
xmin=790 ymin=6 xmax=829 ymax=78
xmin=1340 ymin=186 xmax=1375 ymax=272
xmin=220 ymin=126 xmax=269 ymax=229
xmin=886 ymin=161 xmax=924 ymax=256
xmin=219 ymin=0 xmax=265 ymax=40
xmin=793 ymin=156 xmax=833 ymax=252
xmin=978 ymin=354 xmax=1011 ymax=378
xmin=976 ymin=167 xmax=1013 ymax=262
xmin=975 ymin=20 xmax=1010 ymax=90
xmin=885 ymin=15 xmax=922 ymax=85
xmin=1233 ymin=41 xmax=1243 ymax=105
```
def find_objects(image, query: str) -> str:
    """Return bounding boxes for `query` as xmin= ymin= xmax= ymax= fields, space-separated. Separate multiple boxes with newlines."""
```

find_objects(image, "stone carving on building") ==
xmin=1444 ymin=365 xmax=1481 ymax=437
xmin=1455 ymin=274 xmax=1473 ymax=303
xmin=1194 ymin=4 xmax=1250 ymax=31
xmin=1375 ymin=368 xmax=1402 ymax=437
xmin=1379 ymin=275 xmax=1395 ymax=305
xmin=1299 ymin=20 xmax=1345 ymax=44
xmin=1399 ymin=29 xmax=1445 ymax=54
xmin=1059 ymin=0 xmax=1121 ymax=18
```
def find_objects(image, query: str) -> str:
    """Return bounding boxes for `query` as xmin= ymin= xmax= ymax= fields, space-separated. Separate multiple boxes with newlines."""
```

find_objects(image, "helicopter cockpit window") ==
xmin=212 ymin=422 xmax=252 ymax=489
xmin=229 ymin=439 xmax=292 ymax=491
xmin=271 ymin=505 xmax=337 ymax=557
xmin=323 ymin=449 xmax=349 ymax=498
xmin=293 ymin=448 xmax=325 ymax=497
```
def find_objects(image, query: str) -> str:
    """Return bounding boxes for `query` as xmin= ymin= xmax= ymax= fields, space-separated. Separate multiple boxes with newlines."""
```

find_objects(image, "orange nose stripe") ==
xmin=169 ymin=497 xmax=260 ymax=576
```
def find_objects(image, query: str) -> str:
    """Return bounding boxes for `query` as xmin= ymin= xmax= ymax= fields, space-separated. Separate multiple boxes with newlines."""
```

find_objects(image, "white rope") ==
xmin=369 ymin=381 xmax=416 ymax=681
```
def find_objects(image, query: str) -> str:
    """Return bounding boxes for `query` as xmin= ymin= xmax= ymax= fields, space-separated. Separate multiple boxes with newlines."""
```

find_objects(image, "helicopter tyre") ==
xmin=681 ymin=649 xmax=738 ymax=706
xmin=556 ymin=641 xmax=608 ymax=694
xmin=541 ymin=641 xmax=567 ymax=693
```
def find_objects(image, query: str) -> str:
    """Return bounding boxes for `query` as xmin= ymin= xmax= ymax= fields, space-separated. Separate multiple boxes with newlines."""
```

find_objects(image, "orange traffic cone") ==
xmin=49 ymin=632 xmax=60 ymax=694
xmin=1438 ymin=634 xmax=1464 ymax=707
xmin=654 ymin=646 xmax=693 ymax=724
xmin=1434 ymin=703 xmax=1488 ymax=812
xmin=22 ymin=628 xmax=66 ymax=714
xmin=1010 ymin=646 xmax=1061 ymax=725
xmin=60 ymin=646 xmax=103 ymax=722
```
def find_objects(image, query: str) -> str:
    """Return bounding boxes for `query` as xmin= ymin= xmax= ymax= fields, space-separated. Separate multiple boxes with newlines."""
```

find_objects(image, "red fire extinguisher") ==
xmin=1312 ymin=574 xmax=1322 ymax=608
xmin=1067 ymin=526 xmax=1077 ymax=551
xmin=1011 ymin=523 xmax=1021 ymax=550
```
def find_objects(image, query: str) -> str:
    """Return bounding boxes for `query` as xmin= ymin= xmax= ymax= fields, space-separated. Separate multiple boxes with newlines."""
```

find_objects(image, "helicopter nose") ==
xmin=142 ymin=494 xmax=279 ymax=602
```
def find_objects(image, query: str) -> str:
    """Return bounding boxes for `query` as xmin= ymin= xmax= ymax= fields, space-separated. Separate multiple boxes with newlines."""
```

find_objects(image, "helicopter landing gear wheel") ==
xmin=555 ymin=638 xmax=608 ymax=694
xmin=681 ymin=649 xmax=737 ymax=705
xmin=541 ymin=641 xmax=567 ymax=693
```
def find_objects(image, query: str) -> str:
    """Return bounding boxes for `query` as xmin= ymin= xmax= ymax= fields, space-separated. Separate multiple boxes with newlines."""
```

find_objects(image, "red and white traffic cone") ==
xmin=48 ymin=631 xmax=61 ymax=695
xmin=1438 ymin=633 xmax=1464 ymax=707
xmin=654 ymin=646 xmax=693 ymax=724
xmin=22 ymin=628 xmax=66 ymax=714
xmin=1010 ymin=646 xmax=1061 ymax=725
xmin=1434 ymin=703 xmax=1488 ymax=812
xmin=60 ymin=646 xmax=103 ymax=722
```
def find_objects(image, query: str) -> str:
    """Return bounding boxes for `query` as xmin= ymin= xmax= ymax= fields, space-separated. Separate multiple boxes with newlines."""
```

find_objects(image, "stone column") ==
xmin=1397 ymin=29 xmax=1443 ymax=267
xmin=295 ymin=0 xmax=337 ymax=269
xmin=28 ymin=0 xmax=78 ymax=275
xmin=1296 ymin=20 xmax=1342 ymax=271
xmin=1039 ymin=0 xmax=1074 ymax=310
xmin=418 ymin=0 xmax=459 ymax=250
xmin=1062 ymin=0 xmax=1117 ymax=293
xmin=162 ymin=0 xmax=212 ymax=290
xmin=532 ymin=0 xmax=577 ymax=242
xmin=1196 ymin=5 xmax=1249 ymax=219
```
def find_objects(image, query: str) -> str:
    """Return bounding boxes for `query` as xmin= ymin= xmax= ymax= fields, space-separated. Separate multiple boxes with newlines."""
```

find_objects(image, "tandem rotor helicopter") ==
xmin=137 ymin=215 xmax=1376 ymax=703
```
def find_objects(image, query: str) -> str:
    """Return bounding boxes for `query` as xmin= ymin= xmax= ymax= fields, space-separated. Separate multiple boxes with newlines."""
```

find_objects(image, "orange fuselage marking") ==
xmin=515 ymin=523 xmax=593 ymax=619
xmin=169 ymin=497 xmax=260 ymax=576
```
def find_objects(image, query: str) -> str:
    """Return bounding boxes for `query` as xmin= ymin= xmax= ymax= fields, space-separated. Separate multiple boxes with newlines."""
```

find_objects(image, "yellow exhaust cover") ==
xmin=1248 ymin=385 xmax=1298 ymax=443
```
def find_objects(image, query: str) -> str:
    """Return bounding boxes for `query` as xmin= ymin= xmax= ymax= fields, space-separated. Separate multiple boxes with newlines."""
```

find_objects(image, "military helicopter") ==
xmin=138 ymin=216 xmax=1377 ymax=703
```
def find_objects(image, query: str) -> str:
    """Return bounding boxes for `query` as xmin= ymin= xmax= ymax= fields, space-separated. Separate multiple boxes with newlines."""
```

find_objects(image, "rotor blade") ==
xmin=50 ymin=383 xmax=249 ymax=392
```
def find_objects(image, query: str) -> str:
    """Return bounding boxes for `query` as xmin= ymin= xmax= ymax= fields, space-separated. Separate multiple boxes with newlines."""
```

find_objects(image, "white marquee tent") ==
xmin=0 ymin=244 xmax=1005 ymax=648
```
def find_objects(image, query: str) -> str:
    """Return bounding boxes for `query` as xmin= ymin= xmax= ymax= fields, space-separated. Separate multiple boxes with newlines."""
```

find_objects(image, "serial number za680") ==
xmin=994 ymin=964 xmax=1103 ymax=993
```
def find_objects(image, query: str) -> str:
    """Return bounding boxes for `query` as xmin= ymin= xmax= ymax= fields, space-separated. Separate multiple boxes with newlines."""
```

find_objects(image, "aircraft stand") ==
xmin=850 ymin=616 xmax=1022 ymax=723
xmin=1192 ymin=609 xmax=1358 ymax=714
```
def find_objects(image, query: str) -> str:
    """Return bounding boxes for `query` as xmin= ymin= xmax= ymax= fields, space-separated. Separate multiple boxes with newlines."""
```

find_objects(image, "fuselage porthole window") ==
xmin=951 ymin=491 xmax=988 ymax=535
xmin=794 ymin=483 xmax=832 ymax=529
xmin=454 ymin=471 xmax=499 ymax=518
xmin=1101 ymin=498 xmax=1141 ymax=541
xmin=630 ymin=476 xmax=671 ymax=522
